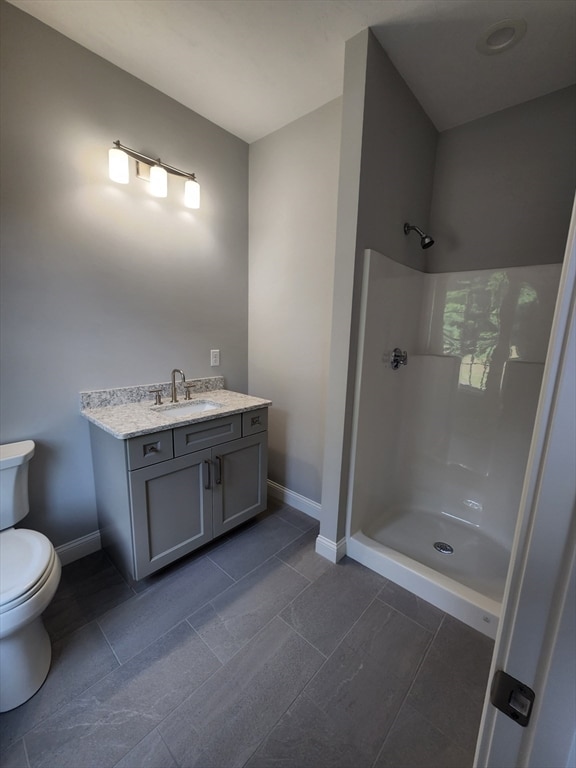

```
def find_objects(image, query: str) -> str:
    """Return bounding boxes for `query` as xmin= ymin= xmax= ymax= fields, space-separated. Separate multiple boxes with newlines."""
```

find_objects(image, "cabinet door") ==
xmin=212 ymin=433 xmax=268 ymax=537
xmin=130 ymin=449 xmax=212 ymax=579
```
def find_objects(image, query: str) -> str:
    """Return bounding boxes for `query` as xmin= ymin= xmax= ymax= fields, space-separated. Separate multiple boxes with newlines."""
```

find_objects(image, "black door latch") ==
xmin=490 ymin=669 xmax=535 ymax=727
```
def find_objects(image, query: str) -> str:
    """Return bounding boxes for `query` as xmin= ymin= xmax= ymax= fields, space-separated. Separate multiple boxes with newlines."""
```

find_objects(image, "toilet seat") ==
xmin=0 ymin=529 xmax=55 ymax=612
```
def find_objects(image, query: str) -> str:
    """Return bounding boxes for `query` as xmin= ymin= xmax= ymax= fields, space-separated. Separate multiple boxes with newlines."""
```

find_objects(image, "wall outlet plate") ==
xmin=210 ymin=349 xmax=220 ymax=366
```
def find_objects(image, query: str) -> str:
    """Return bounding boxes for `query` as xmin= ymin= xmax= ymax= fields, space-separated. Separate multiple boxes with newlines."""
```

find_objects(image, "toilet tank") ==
xmin=0 ymin=441 xmax=35 ymax=530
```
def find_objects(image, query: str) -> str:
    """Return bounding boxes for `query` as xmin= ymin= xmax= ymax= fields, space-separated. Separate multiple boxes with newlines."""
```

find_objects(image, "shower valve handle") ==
xmin=390 ymin=348 xmax=408 ymax=370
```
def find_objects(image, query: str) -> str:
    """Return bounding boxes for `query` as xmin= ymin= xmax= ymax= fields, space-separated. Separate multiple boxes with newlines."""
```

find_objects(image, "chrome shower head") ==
xmin=404 ymin=222 xmax=435 ymax=250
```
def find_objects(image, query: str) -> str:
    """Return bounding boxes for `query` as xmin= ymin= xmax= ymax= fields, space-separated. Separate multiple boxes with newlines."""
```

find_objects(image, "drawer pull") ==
xmin=144 ymin=443 xmax=160 ymax=455
xmin=203 ymin=460 xmax=211 ymax=490
xmin=251 ymin=415 xmax=261 ymax=427
xmin=214 ymin=455 xmax=222 ymax=485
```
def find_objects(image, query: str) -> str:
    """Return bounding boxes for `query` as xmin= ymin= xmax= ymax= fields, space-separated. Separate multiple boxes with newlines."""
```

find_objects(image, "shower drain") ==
xmin=434 ymin=541 xmax=454 ymax=555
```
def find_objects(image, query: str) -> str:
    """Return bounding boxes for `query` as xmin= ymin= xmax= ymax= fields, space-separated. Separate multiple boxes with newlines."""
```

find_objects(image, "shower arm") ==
xmin=404 ymin=223 xmax=425 ymax=237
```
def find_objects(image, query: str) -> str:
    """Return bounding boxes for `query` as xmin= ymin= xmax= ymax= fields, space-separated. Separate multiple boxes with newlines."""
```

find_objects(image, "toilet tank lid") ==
xmin=0 ymin=441 xmax=35 ymax=469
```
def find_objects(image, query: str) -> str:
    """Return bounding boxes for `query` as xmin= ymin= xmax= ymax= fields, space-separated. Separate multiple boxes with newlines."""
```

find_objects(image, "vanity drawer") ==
xmin=174 ymin=415 xmax=242 ymax=456
xmin=127 ymin=429 xmax=174 ymax=470
xmin=242 ymin=408 xmax=268 ymax=436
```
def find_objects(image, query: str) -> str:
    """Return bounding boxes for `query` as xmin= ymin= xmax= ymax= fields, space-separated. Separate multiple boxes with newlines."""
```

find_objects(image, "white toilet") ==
xmin=0 ymin=440 xmax=61 ymax=712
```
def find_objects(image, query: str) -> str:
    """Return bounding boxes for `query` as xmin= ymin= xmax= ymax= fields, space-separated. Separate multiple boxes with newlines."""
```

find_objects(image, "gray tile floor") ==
xmin=0 ymin=501 xmax=494 ymax=768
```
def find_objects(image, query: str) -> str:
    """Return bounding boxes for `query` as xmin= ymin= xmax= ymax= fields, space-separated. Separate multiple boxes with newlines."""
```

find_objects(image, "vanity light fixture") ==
xmin=108 ymin=140 xmax=200 ymax=208
xmin=108 ymin=144 xmax=129 ymax=184
xmin=149 ymin=164 xmax=168 ymax=198
xmin=184 ymin=177 xmax=201 ymax=209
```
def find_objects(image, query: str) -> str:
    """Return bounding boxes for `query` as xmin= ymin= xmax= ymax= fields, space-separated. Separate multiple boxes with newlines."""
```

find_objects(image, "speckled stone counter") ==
xmin=80 ymin=377 xmax=271 ymax=439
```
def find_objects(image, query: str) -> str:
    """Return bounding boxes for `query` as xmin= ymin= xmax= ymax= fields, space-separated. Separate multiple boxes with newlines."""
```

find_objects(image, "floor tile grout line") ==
xmin=159 ymin=728 xmax=180 ymax=768
xmin=182 ymin=617 xmax=226 ymax=669
xmin=294 ymin=592 xmax=386 ymax=697
xmin=184 ymin=559 xmax=316 ymax=665
xmin=71 ymin=619 xmax=216 ymax=719
xmin=331 ymin=592 xmax=443 ymax=768
xmin=396 ymin=611 xmax=492 ymax=759
xmin=274 ymin=513 xmax=318 ymax=535
xmin=204 ymin=550 xmax=241 ymax=582
xmin=374 ymin=595 xmax=445 ymax=638
xmin=109 ymin=728 xmax=154 ymax=768
xmin=236 ymin=615 xmax=331 ymax=768
xmin=108 ymin=725 xmax=179 ymax=768
xmin=0 ymin=618 xmax=124 ymax=748
xmin=107 ymin=515 xmax=319 ymax=672
xmin=274 ymin=526 xmax=322 ymax=560
xmin=94 ymin=510 xmax=313 ymax=629
xmin=373 ymin=609 xmax=450 ymax=767
xmin=152 ymin=609 xmax=322 ymax=749
xmin=93 ymin=559 xmax=240 ymax=665
xmin=272 ymin=552 xmax=315 ymax=584
xmin=22 ymin=618 xmax=220 ymax=768
xmin=204 ymin=547 xmax=308 ymax=598
xmin=96 ymin=616 xmax=124 ymax=667
xmin=369 ymin=624 xmax=438 ymax=768
xmin=130 ymin=552 xmax=222 ymax=594
xmin=374 ymin=591 xmax=445 ymax=635
xmin=276 ymin=588 xmax=438 ymax=768
xmin=276 ymin=613 xmax=328 ymax=661
xmin=21 ymin=733 xmax=31 ymax=768
xmin=400 ymin=609 xmax=445 ymax=704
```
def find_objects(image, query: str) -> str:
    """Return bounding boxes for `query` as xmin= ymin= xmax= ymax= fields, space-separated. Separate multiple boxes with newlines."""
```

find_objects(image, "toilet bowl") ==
xmin=0 ymin=441 xmax=61 ymax=712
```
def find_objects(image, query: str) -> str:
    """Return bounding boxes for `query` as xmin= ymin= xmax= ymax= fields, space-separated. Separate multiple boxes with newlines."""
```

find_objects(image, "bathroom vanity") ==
xmin=81 ymin=380 xmax=270 ymax=581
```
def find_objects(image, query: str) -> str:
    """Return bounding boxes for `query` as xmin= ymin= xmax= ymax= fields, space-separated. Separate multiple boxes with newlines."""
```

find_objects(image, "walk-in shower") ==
xmin=346 ymin=249 xmax=561 ymax=637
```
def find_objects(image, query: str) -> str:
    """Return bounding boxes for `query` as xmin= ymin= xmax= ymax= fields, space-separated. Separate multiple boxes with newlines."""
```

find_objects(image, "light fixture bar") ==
xmin=111 ymin=140 xmax=197 ymax=181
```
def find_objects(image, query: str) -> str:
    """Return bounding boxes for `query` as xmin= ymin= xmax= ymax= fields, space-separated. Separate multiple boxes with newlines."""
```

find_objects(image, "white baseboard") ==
xmin=315 ymin=534 xmax=347 ymax=563
xmin=55 ymin=531 xmax=102 ymax=566
xmin=267 ymin=480 xmax=321 ymax=521
xmin=55 ymin=485 xmax=319 ymax=567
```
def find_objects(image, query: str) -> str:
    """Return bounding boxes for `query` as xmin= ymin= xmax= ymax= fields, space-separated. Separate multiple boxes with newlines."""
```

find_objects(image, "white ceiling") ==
xmin=8 ymin=0 xmax=576 ymax=143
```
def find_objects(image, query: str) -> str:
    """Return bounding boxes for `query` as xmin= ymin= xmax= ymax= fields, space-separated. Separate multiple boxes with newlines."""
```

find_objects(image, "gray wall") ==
xmin=429 ymin=86 xmax=576 ymax=272
xmin=321 ymin=30 xmax=438 ymax=543
xmin=0 ymin=3 xmax=249 ymax=546
xmin=249 ymin=99 xmax=341 ymax=504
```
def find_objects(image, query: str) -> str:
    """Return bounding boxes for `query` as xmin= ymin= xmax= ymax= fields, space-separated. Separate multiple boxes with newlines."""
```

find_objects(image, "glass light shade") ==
xmin=150 ymin=165 xmax=168 ymax=197
xmin=108 ymin=147 xmax=129 ymax=183
xmin=184 ymin=178 xmax=200 ymax=209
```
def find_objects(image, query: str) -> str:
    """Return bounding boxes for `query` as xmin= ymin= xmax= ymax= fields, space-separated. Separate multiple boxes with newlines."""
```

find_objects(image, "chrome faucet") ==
xmin=170 ymin=369 xmax=186 ymax=403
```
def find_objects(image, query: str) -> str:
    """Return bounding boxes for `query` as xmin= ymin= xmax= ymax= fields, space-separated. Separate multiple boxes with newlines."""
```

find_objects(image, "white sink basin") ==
xmin=153 ymin=400 xmax=220 ymax=417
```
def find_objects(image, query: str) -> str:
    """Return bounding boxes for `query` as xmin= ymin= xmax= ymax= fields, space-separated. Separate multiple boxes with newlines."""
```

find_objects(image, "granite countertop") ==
xmin=80 ymin=378 xmax=271 ymax=439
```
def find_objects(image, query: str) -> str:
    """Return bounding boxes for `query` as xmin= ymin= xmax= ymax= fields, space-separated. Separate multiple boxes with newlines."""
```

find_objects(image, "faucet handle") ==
xmin=184 ymin=382 xmax=194 ymax=401
xmin=149 ymin=388 xmax=163 ymax=405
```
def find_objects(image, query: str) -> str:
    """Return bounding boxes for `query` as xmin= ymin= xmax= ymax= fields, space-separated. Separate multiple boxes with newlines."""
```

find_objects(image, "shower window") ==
xmin=441 ymin=272 xmax=542 ymax=392
xmin=443 ymin=271 xmax=508 ymax=391
xmin=510 ymin=283 xmax=539 ymax=360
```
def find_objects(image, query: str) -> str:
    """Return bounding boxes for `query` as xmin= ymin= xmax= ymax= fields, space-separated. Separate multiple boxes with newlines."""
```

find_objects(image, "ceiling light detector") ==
xmin=476 ymin=18 xmax=527 ymax=56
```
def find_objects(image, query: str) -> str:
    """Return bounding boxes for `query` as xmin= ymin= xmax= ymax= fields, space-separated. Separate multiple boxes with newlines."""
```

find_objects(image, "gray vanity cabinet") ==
xmin=89 ymin=408 xmax=268 ymax=581
xmin=211 ymin=433 xmax=267 ymax=536
xmin=129 ymin=448 xmax=213 ymax=579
